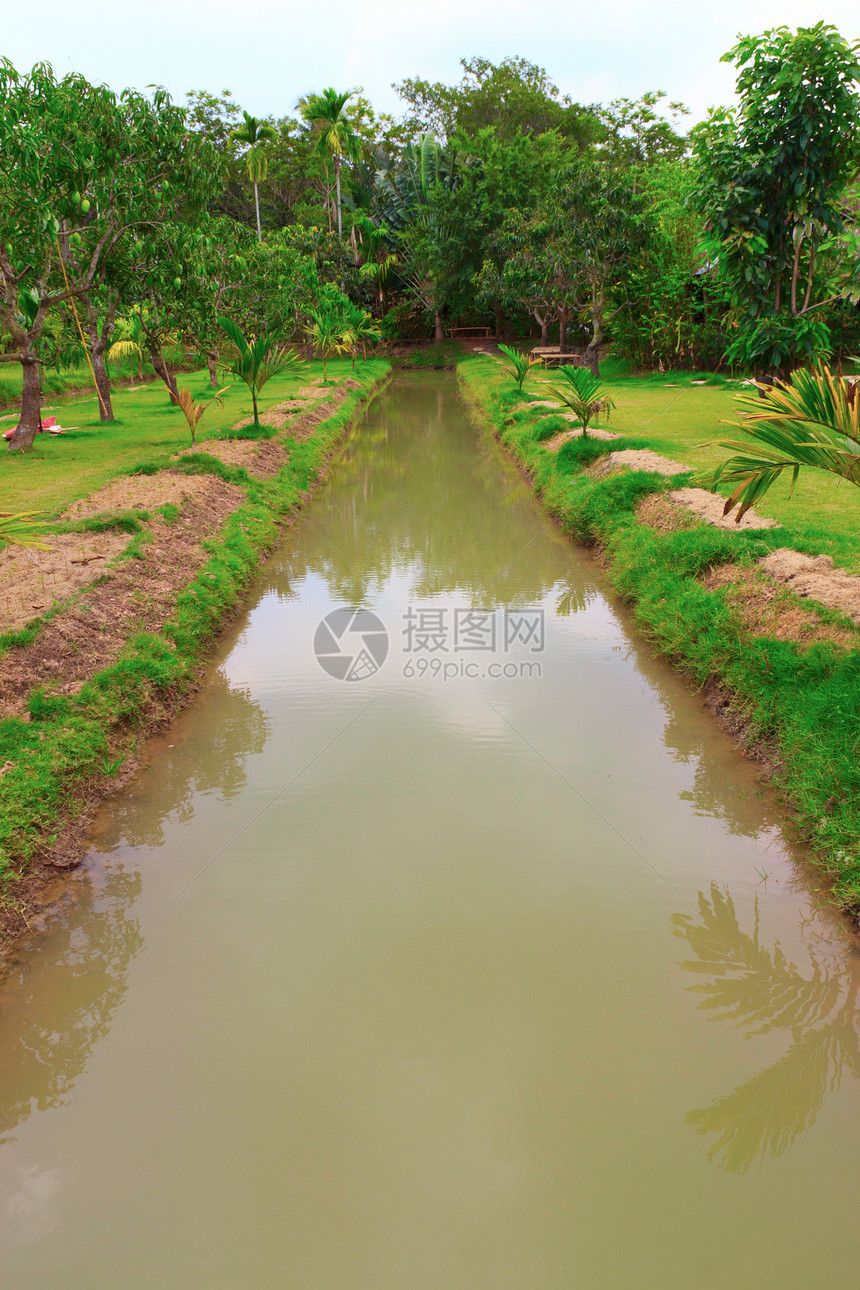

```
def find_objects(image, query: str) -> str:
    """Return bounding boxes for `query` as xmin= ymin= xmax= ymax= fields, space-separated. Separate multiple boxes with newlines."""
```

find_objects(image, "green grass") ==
xmin=0 ymin=343 xmax=189 ymax=412
xmin=0 ymin=358 xmax=363 ymax=519
xmin=524 ymin=365 xmax=860 ymax=573
xmin=0 ymin=359 xmax=390 ymax=906
xmin=460 ymin=354 xmax=860 ymax=917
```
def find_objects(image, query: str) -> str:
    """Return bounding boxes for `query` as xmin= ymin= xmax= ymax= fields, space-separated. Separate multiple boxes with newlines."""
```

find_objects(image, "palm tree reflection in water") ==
xmin=672 ymin=885 xmax=860 ymax=1173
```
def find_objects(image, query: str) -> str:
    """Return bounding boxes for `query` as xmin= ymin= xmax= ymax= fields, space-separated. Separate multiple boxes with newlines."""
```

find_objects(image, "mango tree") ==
xmin=0 ymin=62 xmax=220 ymax=447
xmin=691 ymin=23 xmax=860 ymax=375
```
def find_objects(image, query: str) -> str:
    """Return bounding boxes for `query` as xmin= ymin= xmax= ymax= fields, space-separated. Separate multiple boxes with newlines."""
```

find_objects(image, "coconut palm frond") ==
xmin=217 ymin=316 xmax=304 ymax=424
xmin=0 ymin=511 xmax=51 ymax=551
xmin=176 ymin=385 xmax=230 ymax=447
xmin=498 ymin=343 xmax=541 ymax=392
xmin=550 ymin=364 xmax=615 ymax=436
xmin=698 ymin=366 xmax=860 ymax=521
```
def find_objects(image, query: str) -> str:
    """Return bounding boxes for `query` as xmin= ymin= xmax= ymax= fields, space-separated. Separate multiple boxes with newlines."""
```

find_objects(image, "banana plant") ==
xmin=498 ymin=343 xmax=540 ymax=392
xmin=218 ymin=316 xmax=304 ymax=426
xmin=551 ymin=364 xmax=615 ymax=437
xmin=699 ymin=366 xmax=860 ymax=522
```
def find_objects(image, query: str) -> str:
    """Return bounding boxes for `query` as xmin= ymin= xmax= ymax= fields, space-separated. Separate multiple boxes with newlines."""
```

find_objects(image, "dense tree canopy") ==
xmin=3 ymin=26 xmax=860 ymax=450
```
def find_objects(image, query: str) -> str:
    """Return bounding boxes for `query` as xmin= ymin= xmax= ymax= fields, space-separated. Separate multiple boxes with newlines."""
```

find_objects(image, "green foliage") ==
xmin=218 ymin=315 xmax=304 ymax=422
xmin=394 ymin=56 xmax=601 ymax=148
xmin=691 ymin=23 xmax=860 ymax=373
xmin=498 ymin=343 xmax=539 ymax=391
xmin=551 ymin=365 xmax=615 ymax=435
xmin=0 ymin=511 xmax=49 ymax=551
xmin=700 ymin=366 xmax=860 ymax=519
xmin=306 ymin=305 xmax=353 ymax=382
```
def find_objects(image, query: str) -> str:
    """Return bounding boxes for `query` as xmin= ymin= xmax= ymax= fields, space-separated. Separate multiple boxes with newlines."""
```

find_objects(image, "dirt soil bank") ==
xmin=0 ymin=368 xmax=389 ymax=963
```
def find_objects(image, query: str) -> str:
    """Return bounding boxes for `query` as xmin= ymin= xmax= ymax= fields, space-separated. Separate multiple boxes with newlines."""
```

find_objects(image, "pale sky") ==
xmin=3 ymin=0 xmax=859 ymax=126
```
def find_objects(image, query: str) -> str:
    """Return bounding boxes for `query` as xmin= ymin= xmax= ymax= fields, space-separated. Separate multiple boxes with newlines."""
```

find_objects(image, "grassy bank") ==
xmin=458 ymin=354 xmax=860 ymax=916
xmin=0 ymin=358 xmax=389 ymax=934
xmin=527 ymin=359 xmax=860 ymax=573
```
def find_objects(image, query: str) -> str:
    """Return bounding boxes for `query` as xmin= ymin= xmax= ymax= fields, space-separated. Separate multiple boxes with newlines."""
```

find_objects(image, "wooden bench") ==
xmin=539 ymin=352 xmax=587 ymax=369
xmin=448 ymin=326 xmax=492 ymax=339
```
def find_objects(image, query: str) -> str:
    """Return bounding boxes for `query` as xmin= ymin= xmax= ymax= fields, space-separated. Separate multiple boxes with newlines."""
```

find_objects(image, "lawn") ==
xmin=0 ymin=344 xmax=188 ymax=411
xmin=0 ymin=358 xmax=362 ymax=519
xmin=526 ymin=366 xmax=860 ymax=574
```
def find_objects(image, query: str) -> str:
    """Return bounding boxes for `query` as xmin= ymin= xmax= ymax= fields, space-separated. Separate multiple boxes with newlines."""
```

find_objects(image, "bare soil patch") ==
xmin=669 ymin=486 xmax=777 ymax=531
xmin=66 ymin=472 xmax=218 ymax=520
xmin=543 ymin=425 xmax=622 ymax=452
xmin=703 ymin=563 xmax=859 ymax=650
xmin=0 ymin=531 xmax=131 ymax=635
xmin=285 ymin=382 xmax=359 ymax=443
xmin=596 ymin=449 xmax=691 ymax=478
xmin=759 ymin=548 xmax=860 ymax=625
xmin=181 ymin=438 xmax=288 ymax=477
xmin=0 ymin=479 xmax=244 ymax=717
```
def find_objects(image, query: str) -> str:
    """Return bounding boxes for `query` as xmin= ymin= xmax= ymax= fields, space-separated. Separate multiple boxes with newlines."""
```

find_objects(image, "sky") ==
xmin=3 ymin=0 xmax=860 ymax=126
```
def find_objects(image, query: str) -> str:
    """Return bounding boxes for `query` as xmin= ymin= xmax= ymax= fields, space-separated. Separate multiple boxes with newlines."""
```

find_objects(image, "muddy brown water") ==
xmin=1 ymin=373 xmax=859 ymax=1287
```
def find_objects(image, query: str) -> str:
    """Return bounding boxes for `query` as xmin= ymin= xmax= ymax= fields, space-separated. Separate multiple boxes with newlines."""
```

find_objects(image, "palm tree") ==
xmin=230 ymin=111 xmax=276 ymax=242
xmin=700 ymin=366 xmax=860 ymax=521
xmin=298 ymin=89 xmax=357 ymax=239
xmin=307 ymin=307 xmax=353 ymax=383
xmin=344 ymin=302 xmax=381 ymax=366
xmin=498 ymin=343 xmax=540 ymax=393
xmin=107 ymin=310 xmax=147 ymax=380
xmin=218 ymin=316 xmax=304 ymax=425
xmin=551 ymin=364 xmax=615 ymax=436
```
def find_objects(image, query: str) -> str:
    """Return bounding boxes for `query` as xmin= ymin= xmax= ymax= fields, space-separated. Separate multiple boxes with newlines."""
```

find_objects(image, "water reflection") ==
xmin=0 ymin=671 xmax=269 ymax=1141
xmin=275 ymin=376 xmax=588 ymax=609
xmin=97 ymin=671 xmax=269 ymax=851
xmin=0 ymin=865 xmax=143 ymax=1140
xmin=673 ymin=885 xmax=860 ymax=1172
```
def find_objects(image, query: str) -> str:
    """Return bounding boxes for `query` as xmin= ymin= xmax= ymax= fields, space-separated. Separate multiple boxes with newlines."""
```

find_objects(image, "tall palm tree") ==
xmin=230 ymin=110 xmax=276 ymax=242
xmin=298 ymin=88 xmax=357 ymax=239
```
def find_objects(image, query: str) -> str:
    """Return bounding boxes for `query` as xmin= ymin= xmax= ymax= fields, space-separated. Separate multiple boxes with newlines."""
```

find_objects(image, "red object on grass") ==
xmin=4 ymin=416 xmax=56 ymax=441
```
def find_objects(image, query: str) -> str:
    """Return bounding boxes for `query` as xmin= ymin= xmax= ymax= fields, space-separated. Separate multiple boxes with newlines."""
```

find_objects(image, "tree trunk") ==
xmin=90 ymin=344 xmax=114 ymax=422
xmin=150 ymin=347 xmax=179 ymax=404
xmin=254 ymin=181 xmax=262 ymax=242
xmin=434 ymin=311 xmax=444 ymax=343
xmin=7 ymin=356 xmax=43 ymax=452
xmin=534 ymin=311 xmax=549 ymax=346
xmin=252 ymin=389 xmax=259 ymax=425
xmin=558 ymin=305 xmax=568 ymax=350
xmin=83 ymin=296 xmax=116 ymax=422
xmin=495 ymin=305 xmax=503 ymax=340
xmin=207 ymin=351 xmax=219 ymax=389
xmin=585 ymin=282 xmax=604 ymax=377
xmin=335 ymin=158 xmax=342 ymax=240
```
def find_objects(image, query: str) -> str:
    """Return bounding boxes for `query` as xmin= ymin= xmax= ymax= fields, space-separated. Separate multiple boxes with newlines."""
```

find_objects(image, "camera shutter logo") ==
xmin=314 ymin=608 xmax=389 ymax=681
